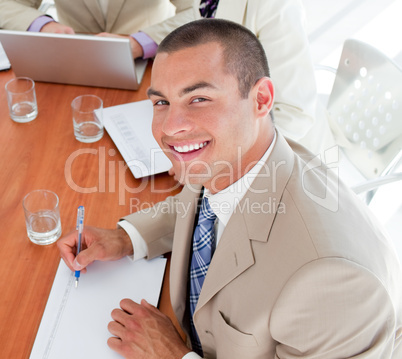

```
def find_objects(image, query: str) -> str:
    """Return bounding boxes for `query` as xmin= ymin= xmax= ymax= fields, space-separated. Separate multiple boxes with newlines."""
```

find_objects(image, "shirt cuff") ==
xmin=117 ymin=220 xmax=148 ymax=261
xmin=182 ymin=352 xmax=202 ymax=359
xmin=131 ymin=31 xmax=158 ymax=59
xmin=27 ymin=15 xmax=55 ymax=32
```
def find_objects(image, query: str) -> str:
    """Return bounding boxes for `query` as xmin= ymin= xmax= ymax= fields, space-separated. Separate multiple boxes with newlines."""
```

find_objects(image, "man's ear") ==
xmin=253 ymin=77 xmax=274 ymax=118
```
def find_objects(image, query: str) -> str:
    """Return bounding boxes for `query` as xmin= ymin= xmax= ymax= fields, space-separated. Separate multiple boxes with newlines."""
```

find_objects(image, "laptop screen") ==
xmin=0 ymin=30 xmax=147 ymax=90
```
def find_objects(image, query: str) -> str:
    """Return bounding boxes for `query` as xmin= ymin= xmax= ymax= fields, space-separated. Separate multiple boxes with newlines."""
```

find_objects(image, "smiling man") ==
xmin=58 ymin=19 xmax=402 ymax=359
xmin=148 ymin=31 xmax=274 ymax=193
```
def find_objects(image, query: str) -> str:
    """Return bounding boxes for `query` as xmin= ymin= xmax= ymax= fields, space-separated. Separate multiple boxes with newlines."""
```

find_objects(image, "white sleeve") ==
xmin=182 ymin=352 xmax=202 ymax=359
xmin=117 ymin=220 xmax=148 ymax=261
xmin=141 ymin=0 xmax=200 ymax=44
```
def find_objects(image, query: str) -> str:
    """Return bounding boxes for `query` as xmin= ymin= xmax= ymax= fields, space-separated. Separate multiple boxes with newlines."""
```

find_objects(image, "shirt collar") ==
xmin=204 ymin=132 xmax=277 ymax=227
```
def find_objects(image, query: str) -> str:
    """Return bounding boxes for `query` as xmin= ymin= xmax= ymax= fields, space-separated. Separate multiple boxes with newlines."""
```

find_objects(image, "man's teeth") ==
xmin=174 ymin=142 xmax=208 ymax=153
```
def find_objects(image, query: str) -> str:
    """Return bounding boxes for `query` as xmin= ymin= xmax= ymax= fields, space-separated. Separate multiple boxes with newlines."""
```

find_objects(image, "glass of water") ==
xmin=22 ymin=190 xmax=62 ymax=245
xmin=71 ymin=94 xmax=103 ymax=143
xmin=5 ymin=77 xmax=38 ymax=123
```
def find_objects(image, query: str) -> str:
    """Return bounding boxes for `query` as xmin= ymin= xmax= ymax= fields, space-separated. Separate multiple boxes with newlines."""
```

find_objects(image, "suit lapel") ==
xmin=241 ymin=133 xmax=295 ymax=242
xmin=170 ymin=185 xmax=203 ymax=328
xmin=83 ymin=0 xmax=105 ymax=31
xmin=105 ymin=0 xmax=126 ymax=32
xmin=195 ymin=208 xmax=254 ymax=314
xmin=195 ymin=132 xmax=295 ymax=315
xmin=82 ymin=0 xmax=125 ymax=32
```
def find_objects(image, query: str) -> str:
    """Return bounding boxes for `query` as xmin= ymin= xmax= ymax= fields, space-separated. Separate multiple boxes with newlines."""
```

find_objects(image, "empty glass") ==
xmin=5 ymin=77 xmax=38 ymax=123
xmin=71 ymin=94 xmax=104 ymax=143
xmin=23 ymin=190 xmax=62 ymax=245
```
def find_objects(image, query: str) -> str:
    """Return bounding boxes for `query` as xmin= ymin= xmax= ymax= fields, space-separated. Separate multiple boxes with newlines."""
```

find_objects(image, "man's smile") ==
xmin=165 ymin=140 xmax=211 ymax=162
xmin=173 ymin=141 xmax=209 ymax=153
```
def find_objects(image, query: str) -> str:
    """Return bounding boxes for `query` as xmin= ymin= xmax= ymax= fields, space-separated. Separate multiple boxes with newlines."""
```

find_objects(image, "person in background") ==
xmin=0 ymin=0 xmax=200 ymax=59
xmin=58 ymin=19 xmax=402 ymax=359
xmin=0 ymin=0 xmax=328 ymax=153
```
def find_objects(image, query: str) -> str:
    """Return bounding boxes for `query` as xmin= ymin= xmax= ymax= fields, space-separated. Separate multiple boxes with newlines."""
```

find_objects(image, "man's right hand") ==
xmin=57 ymin=226 xmax=134 ymax=273
xmin=41 ymin=21 xmax=75 ymax=34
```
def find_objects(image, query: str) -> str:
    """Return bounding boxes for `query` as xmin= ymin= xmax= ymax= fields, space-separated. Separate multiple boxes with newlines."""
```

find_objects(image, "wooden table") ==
xmin=0 ymin=65 xmax=182 ymax=358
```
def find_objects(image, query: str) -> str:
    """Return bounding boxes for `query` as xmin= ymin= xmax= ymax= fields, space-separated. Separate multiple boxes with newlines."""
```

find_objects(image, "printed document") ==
xmin=102 ymin=100 xmax=172 ymax=178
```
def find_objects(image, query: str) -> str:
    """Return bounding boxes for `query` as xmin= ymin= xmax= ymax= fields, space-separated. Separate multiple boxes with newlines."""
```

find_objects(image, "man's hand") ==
xmin=96 ymin=33 xmax=144 ymax=59
xmin=108 ymin=299 xmax=191 ymax=359
xmin=57 ymin=226 xmax=133 ymax=273
xmin=41 ymin=21 xmax=75 ymax=34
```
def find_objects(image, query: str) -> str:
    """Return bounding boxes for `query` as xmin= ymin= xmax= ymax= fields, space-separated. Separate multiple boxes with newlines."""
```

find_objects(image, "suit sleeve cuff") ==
xmin=117 ymin=220 xmax=148 ymax=261
xmin=28 ymin=15 xmax=55 ymax=32
xmin=131 ymin=31 xmax=158 ymax=59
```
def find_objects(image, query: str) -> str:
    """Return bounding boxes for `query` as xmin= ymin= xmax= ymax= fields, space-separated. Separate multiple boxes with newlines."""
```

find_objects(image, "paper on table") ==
xmin=102 ymin=99 xmax=172 ymax=178
xmin=30 ymin=257 xmax=167 ymax=359
xmin=0 ymin=41 xmax=11 ymax=71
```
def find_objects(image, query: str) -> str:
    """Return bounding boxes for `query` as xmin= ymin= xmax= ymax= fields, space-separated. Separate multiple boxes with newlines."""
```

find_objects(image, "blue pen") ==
xmin=75 ymin=206 xmax=85 ymax=288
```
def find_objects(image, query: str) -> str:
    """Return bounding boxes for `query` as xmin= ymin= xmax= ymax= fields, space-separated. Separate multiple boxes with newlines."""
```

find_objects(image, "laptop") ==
xmin=0 ymin=30 xmax=147 ymax=90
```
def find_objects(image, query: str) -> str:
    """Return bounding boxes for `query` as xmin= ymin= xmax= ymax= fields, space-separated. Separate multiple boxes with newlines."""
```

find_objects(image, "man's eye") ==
xmin=154 ymin=100 xmax=169 ymax=106
xmin=192 ymin=98 xmax=207 ymax=103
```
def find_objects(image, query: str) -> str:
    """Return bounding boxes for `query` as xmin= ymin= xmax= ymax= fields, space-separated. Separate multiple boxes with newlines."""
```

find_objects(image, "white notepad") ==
xmin=30 ymin=257 xmax=166 ymax=359
xmin=102 ymin=100 xmax=172 ymax=178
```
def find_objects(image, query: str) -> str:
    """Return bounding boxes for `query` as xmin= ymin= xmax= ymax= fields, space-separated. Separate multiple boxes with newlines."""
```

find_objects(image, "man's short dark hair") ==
xmin=157 ymin=19 xmax=270 ymax=99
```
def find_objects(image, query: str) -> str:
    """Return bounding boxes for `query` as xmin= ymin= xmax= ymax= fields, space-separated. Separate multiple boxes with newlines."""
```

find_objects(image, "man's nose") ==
xmin=162 ymin=106 xmax=193 ymax=136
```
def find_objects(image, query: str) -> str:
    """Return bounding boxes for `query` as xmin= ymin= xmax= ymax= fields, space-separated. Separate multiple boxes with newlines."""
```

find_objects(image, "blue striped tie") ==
xmin=189 ymin=196 xmax=217 ymax=355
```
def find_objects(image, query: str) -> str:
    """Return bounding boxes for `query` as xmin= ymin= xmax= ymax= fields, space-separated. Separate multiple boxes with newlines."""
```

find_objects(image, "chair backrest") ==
xmin=327 ymin=39 xmax=402 ymax=179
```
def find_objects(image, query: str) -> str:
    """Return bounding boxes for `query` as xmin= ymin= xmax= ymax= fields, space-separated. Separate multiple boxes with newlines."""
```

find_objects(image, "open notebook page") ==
xmin=30 ymin=257 xmax=166 ymax=359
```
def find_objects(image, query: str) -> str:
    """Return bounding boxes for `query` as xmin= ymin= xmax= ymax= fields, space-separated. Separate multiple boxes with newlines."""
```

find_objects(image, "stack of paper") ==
xmin=102 ymin=100 xmax=172 ymax=178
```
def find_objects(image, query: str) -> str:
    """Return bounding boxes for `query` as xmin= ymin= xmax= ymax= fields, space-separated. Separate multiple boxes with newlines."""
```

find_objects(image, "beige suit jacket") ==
xmin=125 ymin=132 xmax=402 ymax=358
xmin=0 ymin=0 xmax=199 ymax=43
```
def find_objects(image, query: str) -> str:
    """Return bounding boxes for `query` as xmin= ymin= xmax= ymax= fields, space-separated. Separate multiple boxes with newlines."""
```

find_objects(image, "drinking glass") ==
xmin=71 ymin=94 xmax=103 ymax=143
xmin=23 ymin=190 xmax=62 ymax=245
xmin=5 ymin=77 xmax=38 ymax=123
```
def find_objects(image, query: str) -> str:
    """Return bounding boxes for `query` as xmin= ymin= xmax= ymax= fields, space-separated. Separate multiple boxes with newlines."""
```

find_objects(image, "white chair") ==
xmin=317 ymin=39 xmax=402 ymax=262
xmin=323 ymin=39 xmax=402 ymax=202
